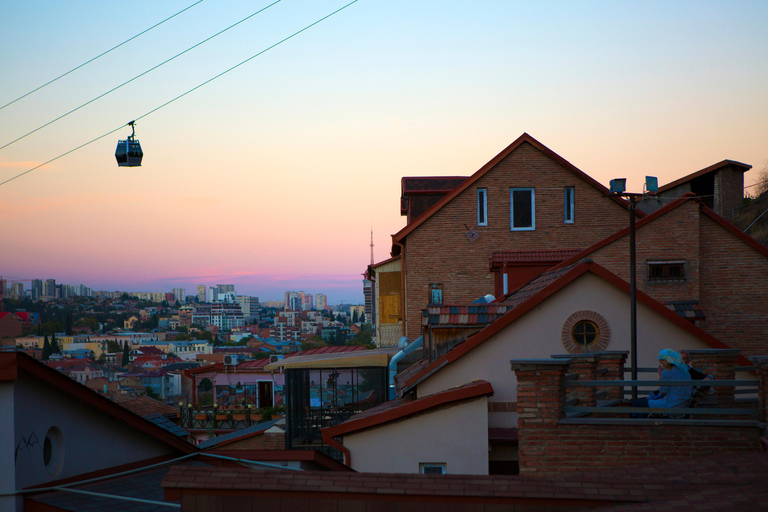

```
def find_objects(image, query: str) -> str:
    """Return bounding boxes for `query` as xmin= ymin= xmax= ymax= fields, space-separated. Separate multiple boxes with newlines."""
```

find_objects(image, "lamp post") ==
xmin=610 ymin=178 xmax=656 ymax=401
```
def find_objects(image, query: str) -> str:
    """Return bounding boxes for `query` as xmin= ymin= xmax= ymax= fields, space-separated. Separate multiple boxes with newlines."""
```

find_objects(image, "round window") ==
xmin=572 ymin=320 xmax=599 ymax=346
xmin=561 ymin=311 xmax=610 ymax=354
xmin=43 ymin=427 xmax=64 ymax=477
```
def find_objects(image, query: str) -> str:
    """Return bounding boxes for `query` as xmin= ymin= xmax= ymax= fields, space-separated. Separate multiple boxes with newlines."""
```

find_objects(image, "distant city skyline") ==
xmin=2 ymin=273 xmax=359 ymax=305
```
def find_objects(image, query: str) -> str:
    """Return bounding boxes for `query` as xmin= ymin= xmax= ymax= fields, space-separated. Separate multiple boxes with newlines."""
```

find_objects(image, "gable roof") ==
xmin=401 ymin=260 xmax=750 ymax=392
xmin=392 ymin=133 xmax=633 ymax=245
xmin=553 ymin=193 xmax=768 ymax=270
xmin=657 ymin=159 xmax=752 ymax=194
xmin=323 ymin=380 xmax=493 ymax=440
xmin=0 ymin=352 xmax=196 ymax=454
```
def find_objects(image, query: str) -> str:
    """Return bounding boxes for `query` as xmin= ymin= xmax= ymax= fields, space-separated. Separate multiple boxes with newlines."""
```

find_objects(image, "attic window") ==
xmin=648 ymin=261 xmax=686 ymax=282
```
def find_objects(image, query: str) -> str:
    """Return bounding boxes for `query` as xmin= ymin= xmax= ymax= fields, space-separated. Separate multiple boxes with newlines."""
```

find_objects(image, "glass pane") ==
xmin=512 ymin=190 xmax=532 ymax=228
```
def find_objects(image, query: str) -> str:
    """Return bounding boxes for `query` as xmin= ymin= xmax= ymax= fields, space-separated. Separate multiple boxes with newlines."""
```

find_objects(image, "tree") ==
xmin=65 ymin=312 xmax=73 ymax=335
xmin=121 ymin=342 xmax=130 ymax=366
xmin=329 ymin=311 xmax=335 ymax=322
xmin=360 ymin=311 xmax=366 ymax=323
xmin=50 ymin=332 xmax=60 ymax=354
xmin=751 ymin=160 xmax=768 ymax=197
xmin=352 ymin=309 xmax=359 ymax=323
xmin=42 ymin=335 xmax=51 ymax=361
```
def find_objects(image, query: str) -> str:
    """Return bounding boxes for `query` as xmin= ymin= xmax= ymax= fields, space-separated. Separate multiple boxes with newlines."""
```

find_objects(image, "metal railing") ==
xmin=562 ymin=377 xmax=762 ymax=426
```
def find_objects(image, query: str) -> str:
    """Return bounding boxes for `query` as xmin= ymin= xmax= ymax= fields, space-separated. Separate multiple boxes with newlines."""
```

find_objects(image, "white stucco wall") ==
xmin=0 ymin=383 xmax=21 ymax=512
xmin=417 ymin=273 xmax=741 ymax=428
xmin=13 ymin=373 xmax=178 ymax=492
xmin=343 ymin=396 xmax=488 ymax=474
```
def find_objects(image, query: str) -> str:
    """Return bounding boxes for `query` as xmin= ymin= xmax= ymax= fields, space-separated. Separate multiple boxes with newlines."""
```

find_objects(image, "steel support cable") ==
xmin=0 ymin=0 xmax=360 ymax=188
xmin=0 ymin=0 xmax=207 ymax=112
xmin=0 ymin=0 xmax=282 ymax=152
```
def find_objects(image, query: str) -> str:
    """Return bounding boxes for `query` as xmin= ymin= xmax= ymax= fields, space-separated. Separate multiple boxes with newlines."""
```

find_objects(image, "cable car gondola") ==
xmin=115 ymin=121 xmax=143 ymax=167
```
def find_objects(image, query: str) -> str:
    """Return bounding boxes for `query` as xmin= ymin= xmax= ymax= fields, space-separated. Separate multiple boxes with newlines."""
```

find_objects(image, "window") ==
xmin=564 ymin=186 xmax=574 ymax=223
xmin=510 ymin=188 xmax=534 ymax=230
xmin=571 ymin=320 xmax=598 ymax=346
xmin=419 ymin=463 xmax=446 ymax=475
xmin=477 ymin=188 xmax=487 ymax=226
xmin=561 ymin=311 xmax=611 ymax=354
xmin=647 ymin=261 xmax=686 ymax=282
xmin=429 ymin=284 xmax=443 ymax=305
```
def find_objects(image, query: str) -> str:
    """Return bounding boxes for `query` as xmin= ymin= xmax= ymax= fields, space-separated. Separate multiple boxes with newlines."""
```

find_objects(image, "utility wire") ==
xmin=0 ymin=0 xmax=282 ymax=152
xmin=0 ymin=0 xmax=360 ymax=188
xmin=0 ymin=0 xmax=206 ymax=112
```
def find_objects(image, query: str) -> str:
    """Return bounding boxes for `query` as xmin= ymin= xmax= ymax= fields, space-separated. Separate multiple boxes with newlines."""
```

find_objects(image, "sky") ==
xmin=1 ymin=0 xmax=767 ymax=304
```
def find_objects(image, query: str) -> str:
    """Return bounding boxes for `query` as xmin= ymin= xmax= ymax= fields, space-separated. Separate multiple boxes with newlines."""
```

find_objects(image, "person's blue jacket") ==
xmin=649 ymin=366 xmax=693 ymax=408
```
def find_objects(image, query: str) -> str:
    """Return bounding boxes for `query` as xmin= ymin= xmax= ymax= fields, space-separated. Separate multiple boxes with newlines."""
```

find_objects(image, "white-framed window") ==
xmin=510 ymin=188 xmax=535 ymax=231
xmin=419 ymin=462 xmax=447 ymax=475
xmin=564 ymin=186 xmax=575 ymax=223
xmin=477 ymin=188 xmax=487 ymax=226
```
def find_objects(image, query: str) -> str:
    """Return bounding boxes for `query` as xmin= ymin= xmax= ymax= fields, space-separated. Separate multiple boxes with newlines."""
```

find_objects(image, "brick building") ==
xmin=325 ymin=260 xmax=755 ymax=474
xmin=554 ymin=194 xmax=768 ymax=358
xmin=388 ymin=133 xmax=633 ymax=340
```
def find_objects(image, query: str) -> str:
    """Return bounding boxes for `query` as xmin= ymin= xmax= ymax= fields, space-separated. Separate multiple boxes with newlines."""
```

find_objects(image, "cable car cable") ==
xmin=0 ymin=0 xmax=360 ymax=188
xmin=0 ymin=0 xmax=207 ymax=112
xmin=0 ymin=0 xmax=282 ymax=152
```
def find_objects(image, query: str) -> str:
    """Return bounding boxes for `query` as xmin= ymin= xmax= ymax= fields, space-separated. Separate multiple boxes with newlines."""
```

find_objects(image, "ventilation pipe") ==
xmin=388 ymin=335 xmax=423 ymax=400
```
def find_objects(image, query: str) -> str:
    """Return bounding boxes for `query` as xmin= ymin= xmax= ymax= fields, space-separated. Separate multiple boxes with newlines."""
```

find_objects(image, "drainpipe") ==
xmin=392 ymin=238 xmax=406 ymax=337
xmin=388 ymin=335 xmax=423 ymax=400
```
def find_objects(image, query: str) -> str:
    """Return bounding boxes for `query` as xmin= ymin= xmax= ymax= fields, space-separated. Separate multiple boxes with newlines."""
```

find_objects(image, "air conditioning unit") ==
xmin=224 ymin=355 xmax=239 ymax=366
xmin=269 ymin=354 xmax=284 ymax=364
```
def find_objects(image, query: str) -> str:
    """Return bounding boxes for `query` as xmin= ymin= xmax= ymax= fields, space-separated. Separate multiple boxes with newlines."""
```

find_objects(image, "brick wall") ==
xmin=586 ymin=199 xmax=701 ymax=304
xmin=581 ymin=200 xmax=768 ymax=359
xmin=698 ymin=214 xmax=768 ymax=357
xmin=402 ymin=142 xmax=629 ymax=339
xmin=714 ymin=165 xmax=745 ymax=219
xmin=511 ymin=353 xmax=766 ymax=475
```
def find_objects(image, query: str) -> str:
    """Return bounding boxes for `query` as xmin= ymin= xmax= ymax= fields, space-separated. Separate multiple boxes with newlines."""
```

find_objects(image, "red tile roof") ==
xmin=118 ymin=396 xmax=179 ymax=417
xmin=489 ymin=249 xmax=582 ymax=266
xmin=323 ymin=380 xmax=493 ymax=439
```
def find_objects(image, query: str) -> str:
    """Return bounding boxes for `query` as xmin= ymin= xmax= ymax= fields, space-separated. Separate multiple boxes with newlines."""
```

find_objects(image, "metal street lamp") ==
xmin=610 ymin=177 xmax=657 ymax=401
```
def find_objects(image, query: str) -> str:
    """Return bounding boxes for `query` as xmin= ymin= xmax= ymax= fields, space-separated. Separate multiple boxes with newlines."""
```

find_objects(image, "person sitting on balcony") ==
xmin=679 ymin=350 xmax=716 ymax=403
xmin=632 ymin=349 xmax=694 ymax=417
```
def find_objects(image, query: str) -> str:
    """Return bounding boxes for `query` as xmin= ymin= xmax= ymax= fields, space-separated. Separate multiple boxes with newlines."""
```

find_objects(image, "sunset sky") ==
xmin=1 ymin=0 xmax=767 ymax=304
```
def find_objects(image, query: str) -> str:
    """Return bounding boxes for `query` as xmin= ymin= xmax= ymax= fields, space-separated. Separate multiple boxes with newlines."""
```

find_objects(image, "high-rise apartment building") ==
xmin=316 ymin=293 xmax=327 ymax=311
xmin=172 ymin=288 xmax=186 ymax=303
xmin=44 ymin=279 xmax=56 ymax=298
xmin=31 ymin=280 xmax=42 ymax=300
xmin=11 ymin=283 xmax=24 ymax=299
xmin=211 ymin=301 xmax=245 ymax=330
xmin=236 ymin=295 xmax=260 ymax=322
xmin=303 ymin=294 xmax=314 ymax=311
xmin=197 ymin=285 xmax=206 ymax=303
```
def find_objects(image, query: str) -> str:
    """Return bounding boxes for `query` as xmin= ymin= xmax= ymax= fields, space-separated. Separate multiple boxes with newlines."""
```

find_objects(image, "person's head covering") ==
xmin=658 ymin=348 xmax=689 ymax=373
